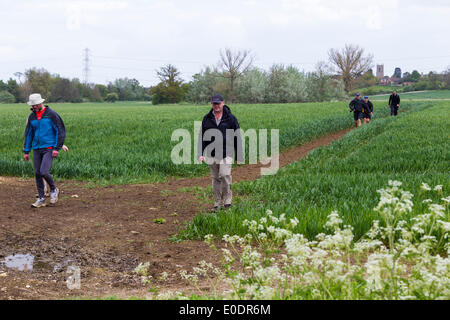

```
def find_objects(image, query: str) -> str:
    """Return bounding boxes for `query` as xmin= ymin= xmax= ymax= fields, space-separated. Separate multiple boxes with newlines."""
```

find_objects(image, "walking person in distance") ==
xmin=363 ymin=95 xmax=374 ymax=124
xmin=388 ymin=90 xmax=400 ymax=116
xmin=24 ymin=93 xmax=66 ymax=208
xmin=349 ymin=92 xmax=365 ymax=128
xmin=198 ymin=94 xmax=243 ymax=212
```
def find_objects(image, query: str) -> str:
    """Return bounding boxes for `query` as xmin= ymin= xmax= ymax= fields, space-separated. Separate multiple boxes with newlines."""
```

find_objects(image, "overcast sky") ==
xmin=1 ymin=0 xmax=449 ymax=86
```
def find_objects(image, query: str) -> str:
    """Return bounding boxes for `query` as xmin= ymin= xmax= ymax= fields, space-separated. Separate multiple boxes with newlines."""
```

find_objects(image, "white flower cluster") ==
xmin=177 ymin=181 xmax=449 ymax=300
xmin=134 ymin=262 xmax=152 ymax=286
xmin=178 ymin=259 xmax=225 ymax=297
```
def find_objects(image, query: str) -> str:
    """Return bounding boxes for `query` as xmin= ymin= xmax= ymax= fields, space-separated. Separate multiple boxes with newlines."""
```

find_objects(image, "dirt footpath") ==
xmin=0 ymin=128 xmax=351 ymax=299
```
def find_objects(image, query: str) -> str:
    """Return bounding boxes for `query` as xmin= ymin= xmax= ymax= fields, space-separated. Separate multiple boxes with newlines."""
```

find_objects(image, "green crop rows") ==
xmin=178 ymin=101 xmax=450 ymax=241
xmin=0 ymin=100 xmax=395 ymax=184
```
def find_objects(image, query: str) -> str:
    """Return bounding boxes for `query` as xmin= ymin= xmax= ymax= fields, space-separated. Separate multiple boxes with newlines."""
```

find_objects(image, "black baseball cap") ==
xmin=211 ymin=94 xmax=224 ymax=103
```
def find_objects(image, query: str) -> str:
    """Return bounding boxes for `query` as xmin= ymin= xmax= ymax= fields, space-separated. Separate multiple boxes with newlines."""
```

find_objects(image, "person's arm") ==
xmin=50 ymin=112 xmax=66 ymax=151
xmin=388 ymin=95 xmax=392 ymax=105
xmin=23 ymin=117 xmax=33 ymax=155
xmin=397 ymin=95 xmax=400 ymax=106
xmin=349 ymin=100 xmax=355 ymax=111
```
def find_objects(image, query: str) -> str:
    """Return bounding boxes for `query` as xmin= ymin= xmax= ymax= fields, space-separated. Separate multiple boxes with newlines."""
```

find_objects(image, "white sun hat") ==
xmin=27 ymin=93 xmax=45 ymax=106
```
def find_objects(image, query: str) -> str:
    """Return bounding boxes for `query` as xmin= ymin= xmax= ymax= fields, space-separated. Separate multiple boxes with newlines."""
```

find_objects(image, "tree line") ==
xmin=150 ymin=45 xmax=450 ymax=104
xmin=0 ymin=68 xmax=151 ymax=104
xmin=154 ymin=47 xmax=347 ymax=104
xmin=1 ymin=45 xmax=449 ymax=104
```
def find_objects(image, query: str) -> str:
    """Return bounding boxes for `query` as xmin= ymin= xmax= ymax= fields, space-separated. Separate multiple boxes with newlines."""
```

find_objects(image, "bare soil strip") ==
xmin=0 ymin=128 xmax=351 ymax=299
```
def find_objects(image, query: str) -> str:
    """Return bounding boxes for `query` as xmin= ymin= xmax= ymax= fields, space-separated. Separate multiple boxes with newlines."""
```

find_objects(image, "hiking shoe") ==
xmin=211 ymin=206 xmax=219 ymax=212
xmin=50 ymin=188 xmax=59 ymax=204
xmin=224 ymin=204 xmax=232 ymax=209
xmin=31 ymin=198 xmax=46 ymax=208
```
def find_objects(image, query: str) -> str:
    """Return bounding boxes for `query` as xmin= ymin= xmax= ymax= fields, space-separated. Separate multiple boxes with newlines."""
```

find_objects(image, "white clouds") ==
xmin=268 ymin=0 xmax=352 ymax=26
xmin=365 ymin=6 xmax=382 ymax=30
xmin=260 ymin=0 xmax=400 ymax=30
xmin=65 ymin=1 xmax=129 ymax=30
xmin=401 ymin=0 xmax=450 ymax=8
xmin=0 ymin=0 xmax=449 ymax=85
xmin=211 ymin=16 xmax=246 ymax=44
xmin=20 ymin=0 xmax=130 ymax=31
xmin=66 ymin=4 xmax=82 ymax=30
xmin=0 ymin=45 xmax=20 ymax=59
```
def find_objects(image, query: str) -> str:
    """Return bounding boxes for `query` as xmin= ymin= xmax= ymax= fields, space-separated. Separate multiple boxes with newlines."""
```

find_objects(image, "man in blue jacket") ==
xmin=198 ymin=94 xmax=243 ymax=212
xmin=23 ymin=93 xmax=66 ymax=208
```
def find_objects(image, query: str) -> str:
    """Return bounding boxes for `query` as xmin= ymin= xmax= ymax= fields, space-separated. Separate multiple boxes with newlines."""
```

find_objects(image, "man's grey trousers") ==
xmin=209 ymin=157 xmax=233 ymax=207
xmin=33 ymin=148 xmax=56 ymax=199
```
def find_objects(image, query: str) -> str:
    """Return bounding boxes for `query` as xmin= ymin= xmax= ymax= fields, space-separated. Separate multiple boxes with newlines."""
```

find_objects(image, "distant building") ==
xmin=389 ymin=67 xmax=402 ymax=85
xmin=376 ymin=64 xmax=384 ymax=79
xmin=379 ymin=76 xmax=392 ymax=85
xmin=393 ymin=67 xmax=402 ymax=78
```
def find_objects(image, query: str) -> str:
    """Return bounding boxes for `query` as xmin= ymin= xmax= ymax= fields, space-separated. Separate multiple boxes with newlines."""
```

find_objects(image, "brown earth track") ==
xmin=0 ymin=128 xmax=352 ymax=299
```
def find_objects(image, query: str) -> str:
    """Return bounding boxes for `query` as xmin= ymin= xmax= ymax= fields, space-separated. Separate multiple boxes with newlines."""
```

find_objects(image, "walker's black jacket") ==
xmin=389 ymin=94 xmax=400 ymax=106
xmin=349 ymin=98 xmax=365 ymax=112
xmin=363 ymin=100 xmax=374 ymax=114
xmin=198 ymin=105 xmax=244 ymax=162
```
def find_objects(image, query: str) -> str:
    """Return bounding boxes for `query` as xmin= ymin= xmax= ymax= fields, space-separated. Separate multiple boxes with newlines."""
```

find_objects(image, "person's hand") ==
xmin=24 ymin=154 xmax=30 ymax=162
xmin=62 ymin=145 xmax=69 ymax=152
xmin=397 ymin=104 xmax=399 ymax=107
xmin=198 ymin=156 xmax=205 ymax=163
xmin=52 ymin=150 xmax=59 ymax=158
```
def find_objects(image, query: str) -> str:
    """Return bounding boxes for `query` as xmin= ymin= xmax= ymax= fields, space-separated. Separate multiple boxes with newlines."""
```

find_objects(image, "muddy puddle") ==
xmin=2 ymin=254 xmax=35 ymax=271
xmin=0 ymin=253 xmax=64 ymax=273
xmin=0 ymin=233 xmax=141 ymax=287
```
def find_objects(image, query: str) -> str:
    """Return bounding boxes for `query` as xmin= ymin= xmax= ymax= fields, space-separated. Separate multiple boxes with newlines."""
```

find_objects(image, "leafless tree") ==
xmin=218 ymin=48 xmax=254 ymax=104
xmin=156 ymin=64 xmax=182 ymax=85
xmin=328 ymin=44 xmax=373 ymax=92
xmin=14 ymin=72 xmax=23 ymax=84
xmin=315 ymin=61 xmax=333 ymax=77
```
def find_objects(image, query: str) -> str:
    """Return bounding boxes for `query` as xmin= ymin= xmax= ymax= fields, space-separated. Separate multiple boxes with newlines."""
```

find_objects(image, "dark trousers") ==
xmin=33 ymin=149 xmax=56 ymax=198
xmin=390 ymin=105 xmax=398 ymax=116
